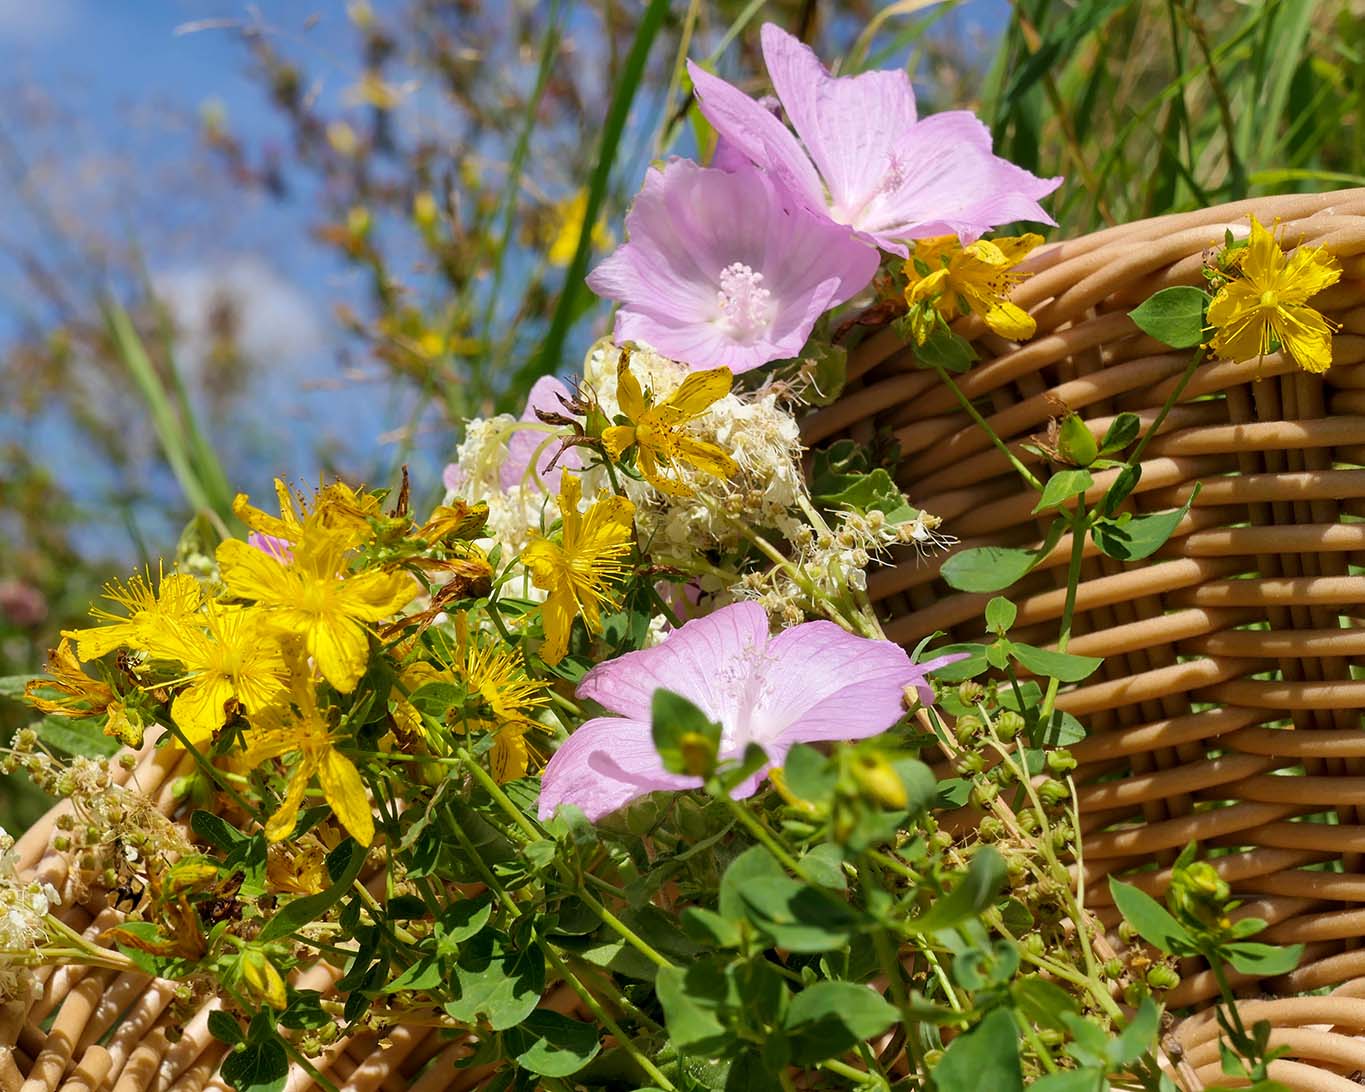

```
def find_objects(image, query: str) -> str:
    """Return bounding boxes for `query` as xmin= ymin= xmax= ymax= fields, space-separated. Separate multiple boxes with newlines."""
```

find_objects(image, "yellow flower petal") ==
xmin=217 ymin=539 xmax=295 ymax=603
xmin=663 ymin=368 xmax=731 ymax=417
xmin=316 ymin=748 xmax=374 ymax=845
xmin=172 ymin=675 xmax=236 ymax=747
xmin=602 ymin=424 xmax=637 ymax=460
xmin=264 ymin=759 xmax=315 ymax=842
xmin=538 ymin=589 xmax=575 ymax=666
xmin=306 ymin=615 xmax=371 ymax=694
xmin=489 ymin=726 xmax=529 ymax=784
xmin=674 ymin=435 xmax=739 ymax=481
xmin=982 ymin=299 xmax=1038 ymax=342
xmin=1274 ymin=304 xmax=1336 ymax=374
xmin=615 ymin=355 xmax=647 ymax=420
xmin=1279 ymin=243 xmax=1342 ymax=306
xmin=336 ymin=568 xmax=418 ymax=623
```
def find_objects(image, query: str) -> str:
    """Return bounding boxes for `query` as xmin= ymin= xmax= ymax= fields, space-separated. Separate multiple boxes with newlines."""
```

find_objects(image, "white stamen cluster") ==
xmin=0 ymin=828 xmax=58 ymax=999
xmin=716 ymin=262 xmax=773 ymax=342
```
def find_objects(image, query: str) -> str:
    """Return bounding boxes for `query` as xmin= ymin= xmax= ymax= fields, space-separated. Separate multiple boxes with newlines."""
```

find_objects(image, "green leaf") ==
xmin=907 ymin=847 xmax=1006 ymax=935
xmin=444 ymin=931 xmax=545 ymax=1031
xmin=1033 ymin=469 xmax=1095 ymax=514
xmin=738 ymin=875 xmax=865 ymax=953
xmin=1224 ymin=941 xmax=1304 ymax=977
xmin=257 ymin=839 xmax=367 ymax=943
xmin=207 ymin=1011 xmax=244 ymax=1046
xmin=1092 ymin=484 xmax=1201 ymax=561
xmin=1110 ymin=997 xmax=1160 ymax=1066
xmin=799 ymin=843 xmax=848 ymax=892
xmin=192 ymin=809 xmax=248 ymax=849
xmin=1009 ymin=643 xmax=1103 ymax=683
xmin=782 ymin=744 xmax=837 ymax=805
xmin=1102 ymin=464 xmax=1142 ymax=516
xmin=1011 ymin=976 xmax=1078 ymax=1032
xmin=1128 ymin=286 xmax=1210 ymax=349
xmin=914 ymin=326 xmax=978 ymax=373
xmin=220 ymin=1036 xmax=288 ymax=1092
xmin=783 ymin=981 xmax=898 ymax=1066
xmin=985 ymin=597 xmax=1018 ymax=634
xmin=933 ymin=1008 xmax=1023 ymax=1092
xmin=941 ymin=519 xmax=1065 ymax=594
xmin=652 ymin=689 xmax=721 ymax=778
xmin=1108 ymin=878 xmax=1195 ymax=955
xmin=719 ymin=845 xmax=786 ymax=923
xmin=435 ymin=897 xmax=493 ymax=954
xmin=682 ymin=907 xmax=743 ymax=949
xmin=801 ymin=342 xmax=847 ymax=407
xmin=1031 ymin=1069 xmax=1106 ymax=1092
xmin=1099 ymin=413 xmax=1142 ymax=455
xmin=32 ymin=716 xmax=120 ymax=758
xmin=0 ymin=676 xmax=37 ymax=700
xmin=655 ymin=959 xmax=735 ymax=1052
xmin=383 ymin=955 xmax=443 ymax=994
xmin=813 ymin=466 xmax=917 ymax=523
xmin=928 ymin=644 xmax=990 ymax=682
xmin=512 ymin=1010 xmax=601 ymax=1078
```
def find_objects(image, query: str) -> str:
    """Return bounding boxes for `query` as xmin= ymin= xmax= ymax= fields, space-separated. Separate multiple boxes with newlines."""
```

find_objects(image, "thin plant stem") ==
xmin=1039 ymin=496 xmax=1089 ymax=723
xmin=1125 ymin=348 xmax=1204 ymax=469
xmin=928 ymin=363 xmax=1043 ymax=492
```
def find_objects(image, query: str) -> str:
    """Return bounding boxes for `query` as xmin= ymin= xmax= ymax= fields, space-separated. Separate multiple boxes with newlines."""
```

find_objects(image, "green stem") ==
xmin=539 ymin=938 xmax=679 ymax=1091
xmin=1039 ymin=496 xmax=1089 ymax=724
xmin=1125 ymin=348 xmax=1204 ymax=470
xmin=929 ymin=363 xmax=1043 ymax=492
xmin=714 ymin=791 xmax=808 ymax=880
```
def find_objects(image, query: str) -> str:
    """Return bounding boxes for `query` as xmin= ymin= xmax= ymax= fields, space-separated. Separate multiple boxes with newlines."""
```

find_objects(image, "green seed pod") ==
xmin=1122 ymin=982 xmax=1149 ymax=1008
xmin=978 ymin=817 xmax=1005 ymax=842
xmin=957 ymin=681 xmax=985 ymax=706
xmin=1046 ymin=749 xmax=1077 ymax=775
xmin=970 ymin=781 xmax=999 ymax=808
xmin=1037 ymin=779 xmax=1070 ymax=806
xmin=1021 ymin=934 xmax=1046 ymax=958
xmin=954 ymin=714 xmax=983 ymax=744
xmin=1103 ymin=958 xmax=1125 ymax=979
xmin=1146 ymin=965 xmax=1181 ymax=991
xmin=995 ymin=710 xmax=1026 ymax=741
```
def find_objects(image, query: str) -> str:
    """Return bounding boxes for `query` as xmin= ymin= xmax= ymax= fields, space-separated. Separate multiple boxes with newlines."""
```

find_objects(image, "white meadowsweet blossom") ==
xmin=0 ymin=827 xmax=58 ymax=1000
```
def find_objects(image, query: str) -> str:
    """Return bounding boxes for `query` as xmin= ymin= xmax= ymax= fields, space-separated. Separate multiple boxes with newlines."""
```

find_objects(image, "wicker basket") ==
xmin=806 ymin=188 xmax=1365 ymax=1090
xmin=11 ymin=190 xmax=1365 ymax=1092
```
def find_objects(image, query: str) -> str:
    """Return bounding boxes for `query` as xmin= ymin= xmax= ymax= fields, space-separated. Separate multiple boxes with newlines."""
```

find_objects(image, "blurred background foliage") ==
xmin=0 ymin=0 xmax=1358 ymax=828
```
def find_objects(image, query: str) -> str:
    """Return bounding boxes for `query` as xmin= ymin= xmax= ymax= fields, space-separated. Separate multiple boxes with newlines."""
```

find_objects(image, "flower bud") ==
xmin=240 ymin=949 xmax=288 ymax=1010
xmin=1102 ymin=958 xmax=1124 ymax=979
xmin=970 ymin=781 xmax=999 ymax=808
xmin=978 ymin=817 xmax=1004 ymax=842
xmin=1056 ymin=412 xmax=1098 ymax=468
xmin=1037 ymin=780 xmax=1070 ymax=807
xmin=851 ymin=754 xmax=908 ymax=810
xmin=1046 ymin=749 xmax=1077 ymax=775
xmin=678 ymin=731 xmax=717 ymax=778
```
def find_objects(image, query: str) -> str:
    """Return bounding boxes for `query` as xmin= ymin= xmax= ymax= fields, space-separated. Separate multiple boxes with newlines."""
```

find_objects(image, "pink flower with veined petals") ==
xmin=586 ymin=159 xmax=879 ymax=373
xmin=537 ymin=601 xmax=964 ymax=821
xmin=688 ymin=24 xmax=1062 ymax=256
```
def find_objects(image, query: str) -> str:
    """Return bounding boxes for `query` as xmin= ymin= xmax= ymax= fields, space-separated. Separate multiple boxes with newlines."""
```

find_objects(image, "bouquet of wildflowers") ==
xmin=3 ymin=23 xmax=1322 ymax=1092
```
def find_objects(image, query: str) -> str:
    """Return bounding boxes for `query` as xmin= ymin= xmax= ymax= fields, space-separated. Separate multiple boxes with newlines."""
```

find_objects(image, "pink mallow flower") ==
xmin=586 ymin=159 xmax=879 ymax=373
xmin=538 ymin=601 xmax=962 ymax=822
xmin=248 ymin=532 xmax=294 ymax=563
xmin=688 ymin=23 xmax=1061 ymax=256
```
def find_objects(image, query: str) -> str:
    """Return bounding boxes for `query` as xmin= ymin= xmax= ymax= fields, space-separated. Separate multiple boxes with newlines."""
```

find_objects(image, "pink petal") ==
xmin=442 ymin=462 xmax=466 ymax=493
xmin=687 ymin=60 xmax=826 ymax=214
xmin=577 ymin=601 xmax=771 ymax=722
xmin=760 ymin=23 xmax=918 ymax=214
xmin=538 ymin=717 xmax=699 ymax=821
xmin=501 ymin=376 xmax=580 ymax=492
xmin=751 ymin=621 xmax=919 ymax=758
xmin=861 ymin=125 xmax=1061 ymax=251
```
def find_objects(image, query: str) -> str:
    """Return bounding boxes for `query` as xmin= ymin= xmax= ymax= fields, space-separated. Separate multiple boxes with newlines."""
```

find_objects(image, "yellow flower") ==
xmin=546 ymin=190 xmax=614 ymax=267
xmin=232 ymin=478 xmax=381 ymax=550
xmin=155 ymin=604 xmax=291 ymax=747
xmin=244 ymin=662 xmax=374 ymax=845
xmin=520 ymin=474 xmax=634 ymax=666
xmin=462 ymin=642 xmax=549 ymax=782
xmin=62 ymin=567 xmax=202 ymax=660
xmin=903 ymin=233 xmax=1043 ymax=344
xmin=1207 ymin=215 xmax=1342 ymax=374
xmin=603 ymin=355 xmax=737 ymax=497
xmin=216 ymin=524 xmax=418 ymax=694
xmin=24 ymin=638 xmax=145 ymax=747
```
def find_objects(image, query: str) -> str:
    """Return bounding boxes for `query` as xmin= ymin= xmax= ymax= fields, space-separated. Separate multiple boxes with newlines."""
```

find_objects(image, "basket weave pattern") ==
xmin=10 ymin=191 xmax=1365 ymax=1092
xmin=807 ymin=189 xmax=1365 ymax=1089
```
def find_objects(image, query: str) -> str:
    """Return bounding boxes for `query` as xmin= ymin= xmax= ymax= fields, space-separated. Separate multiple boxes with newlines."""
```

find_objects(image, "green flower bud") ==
xmin=954 ymin=714 xmax=983 ymax=744
xmin=970 ymin=781 xmax=999 ymax=808
xmin=1046 ymin=749 xmax=1077 ymax=775
xmin=1037 ymin=779 xmax=1070 ymax=806
xmin=1146 ymin=965 xmax=1181 ymax=991
xmin=851 ymin=753 xmax=909 ymax=810
xmin=1057 ymin=412 xmax=1099 ymax=468
xmin=1103 ymin=958 xmax=1125 ymax=979
xmin=978 ymin=817 xmax=1005 ymax=842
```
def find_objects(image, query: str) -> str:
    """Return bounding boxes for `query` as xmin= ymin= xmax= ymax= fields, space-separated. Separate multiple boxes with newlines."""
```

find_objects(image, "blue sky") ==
xmin=0 ymin=0 xmax=1009 ymax=563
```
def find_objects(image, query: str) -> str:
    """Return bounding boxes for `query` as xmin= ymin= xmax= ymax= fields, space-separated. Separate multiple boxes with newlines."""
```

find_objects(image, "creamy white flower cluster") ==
xmin=0 ymin=827 xmax=59 ymax=999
